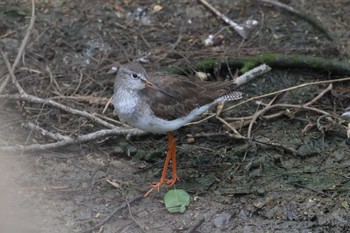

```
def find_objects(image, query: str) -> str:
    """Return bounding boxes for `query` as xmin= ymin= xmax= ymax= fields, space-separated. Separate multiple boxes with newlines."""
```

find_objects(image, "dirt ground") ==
xmin=1 ymin=0 xmax=350 ymax=232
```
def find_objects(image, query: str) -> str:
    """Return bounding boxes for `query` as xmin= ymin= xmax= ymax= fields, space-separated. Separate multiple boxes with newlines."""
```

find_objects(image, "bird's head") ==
xmin=115 ymin=62 xmax=173 ymax=97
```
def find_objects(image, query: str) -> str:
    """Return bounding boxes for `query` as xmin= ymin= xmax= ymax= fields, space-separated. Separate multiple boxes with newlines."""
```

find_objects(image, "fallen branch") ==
xmin=24 ymin=121 xmax=71 ymax=141
xmin=83 ymin=195 xmax=144 ymax=233
xmin=198 ymin=0 xmax=247 ymax=39
xmin=258 ymin=0 xmax=337 ymax=41
xmin=185 ymin=217 xmax=205 ymax=233
xmin=262 ymin=84 xmax=334 ymax=120
xmin=187 ymin=63 xmax=271 ymax=127
xmin=246 ymin=84 xmax=335 ymax=138
xmin=224 ymin=76 xmax=350 ymax=114
xmin=167 ymin=54 xmax=350 ymax=76
xmin=233 ymin=63 xmax=271 ymax=87
xmin=1 ymin=92 xmax=117 ymax=129
xmin=0 ymin=127 xmax=144 ymax=153
xmin=0 ymin=0 xmax=36 ymax=94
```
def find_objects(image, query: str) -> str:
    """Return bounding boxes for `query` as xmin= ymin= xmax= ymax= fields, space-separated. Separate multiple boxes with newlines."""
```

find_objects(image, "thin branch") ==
xmin=246 ymin=84 xmax=334 ymax=138
xmin=305 ymin=84 xmax=333 ymax=105
xmin=83 ymin=195 xmax=143 ymax=233
xmin=223 ymin=76 xmax=350 ymax=113
xmin=262 ymin=84 xmax=333 ymax=120
xmin=1 ymin=50 xmax=25 ymax=94
xmin=185 ymin=217 xmax=205 ymax=233
xmin=0 ymin=127 xmax=144 ymax=153
xmin=0 ymin=0 xmax=36 ymax=94
xmin=263 ymin=103 xmax=333 ymax=117
xmin=126 ymin=197 xmax=146 ymax=232
xmin=187 ymin=64 xmax=272 ymax=127
xmin=0 ymin=93 xmax=117 ymax=129
xmin=258 ymin=0 xmax=336 ymax=41
xmin=233 ymin=64 xmax=271 ymax=87
xmin=247 ymin=98 xmax=273 ymax=138
xmin=24 ymin=122 xmax=71 ymax=141
xmin=198 ymin=0 xmax=247 ymax=39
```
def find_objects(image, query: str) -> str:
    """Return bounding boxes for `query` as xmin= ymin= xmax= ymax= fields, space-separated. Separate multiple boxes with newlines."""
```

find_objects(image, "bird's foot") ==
xmin=164 ymin=176 xmax=180 ymax=186
xmin=144 ymin=176 xmax=180 ymax=197
xmin=144 ymin=180 xmax=166 ymax=197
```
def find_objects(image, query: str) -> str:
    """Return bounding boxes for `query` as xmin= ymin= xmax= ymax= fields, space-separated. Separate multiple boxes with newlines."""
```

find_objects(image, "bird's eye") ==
xmin=131 ymin=73 xmax=138 ymax=79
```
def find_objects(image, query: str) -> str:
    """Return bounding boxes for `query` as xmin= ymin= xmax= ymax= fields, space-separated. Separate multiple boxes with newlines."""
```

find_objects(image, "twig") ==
xmin=0 ymin=127 xmax=144 ymax=153
xmin=247 ymin=97 xmax=274 ymax=138
xmin=305 ymin=84 xmax=333 ymax=106
xmin=192 ymin=131 xmax=299 ymax=156
xmin=1 ymin=50 xmax=25 ymax=94
xmin=0 ymin=92 xmax=117 ymax=129
xmin=0 ymin=0 xmax=36 ymax=94
xmin=253 ymin=138 xmax=298 ymax=156
xmin=24 ymin=122 xmax=71 ymax=141
xmin=187 ymin=64 xmax=271 ymax=127
xmin=246 ymin=84 xmax=334 ymax=138
xmin=233 ymin=63 xmax=271 ymax=87
xmin=292 ymin=183 xmax=334 ymax=199
xmin=262 ymin=103 xmax=332 ymax=119
xmin=258 ymin=0 xmax=336 ymax=41
xmin=126 ymin=197 xmax=146 ymax=232
xmin=261 ymin=84 xmax=333 ymax=120
xmin=216 ymin=116 xmax=242 ymax=136
xmin=259 ymin=0 xmax=298 ymax=12
xmin=83 ymin=195 xmax=143 ymax=233
xmin=198 ymin=0 xmax=247 ymax=39
xmin=215 ymin=101 xmax=243 ymax=136
xmin=223 ymin=76 xmax=350 ymax=113
xmin=185 ymin=217 xmax=205 ymax=233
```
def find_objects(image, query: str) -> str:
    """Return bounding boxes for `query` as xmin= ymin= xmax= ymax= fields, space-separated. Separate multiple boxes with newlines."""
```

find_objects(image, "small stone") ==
xmin=213 ymin=212 xmax=232 ymax=228
xmin=333 ymin=150 xmax=345 ymax=161
xmin=195 ymin=71 xmax=208 ymax=81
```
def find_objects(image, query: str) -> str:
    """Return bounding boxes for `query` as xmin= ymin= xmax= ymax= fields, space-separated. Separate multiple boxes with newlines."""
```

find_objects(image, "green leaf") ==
xmin=164 ymin=189 xmax=190 ymax=213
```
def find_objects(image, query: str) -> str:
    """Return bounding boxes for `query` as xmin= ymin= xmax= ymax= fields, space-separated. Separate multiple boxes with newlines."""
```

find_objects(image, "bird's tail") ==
xmin=217 ymin=91 xmax=243 ymax=102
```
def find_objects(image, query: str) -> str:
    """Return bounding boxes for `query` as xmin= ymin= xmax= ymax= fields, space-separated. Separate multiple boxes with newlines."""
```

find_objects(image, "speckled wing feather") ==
xmin=140 ymin=72 xmax=238 ymax=120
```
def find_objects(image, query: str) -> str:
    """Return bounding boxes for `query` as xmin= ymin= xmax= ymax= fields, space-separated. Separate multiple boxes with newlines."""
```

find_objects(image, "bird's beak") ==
xmin=143 ymin=80 xmax=174 ymax=98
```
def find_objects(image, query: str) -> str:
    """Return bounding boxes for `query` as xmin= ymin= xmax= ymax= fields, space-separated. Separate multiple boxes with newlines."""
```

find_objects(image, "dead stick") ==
xmin=247 ymin=97 xmax=274 ymax=138
xmin=0 ymin=128 xmax=144 ymax=153
xmin=0 ymin=92 xmax=116 ymax=129
xmin=198 ymin=0 xmax=247 ymax=39
xmin=262 ymin=84 xmax=333 ymax=119
xmin=24 ymin=122 xmax=71 ymax=141
xmin=1 ymin=50 xmax=25 ymax=94
xmin=262 ymin=103 xmax=333 ymax=117
xmin=0 ymin=0 xmax=36 ymax=94
xmin=247 ymin=84 xmax=334 ymax=138
xmin=187 ymin=64 xmax=272 ymax=126
xmin=185 ymin=217 xmax=205 ymax=233
xmin=305 ymin=84 xmax=333 ymax=106
xmin=258 ymin=0 xmax=336 ymax=41
xmin=223 ymin=76 xmax=350 ymax=113
xmin=234 ymin=64 xmax=271 ymax=87
xmin=83 ymin=195 xmax=143 ymax=233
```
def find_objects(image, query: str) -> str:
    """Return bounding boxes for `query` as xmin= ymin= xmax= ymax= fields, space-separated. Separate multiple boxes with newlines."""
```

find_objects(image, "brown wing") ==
xmin=140 ymin=72 xmax=236 ymax=120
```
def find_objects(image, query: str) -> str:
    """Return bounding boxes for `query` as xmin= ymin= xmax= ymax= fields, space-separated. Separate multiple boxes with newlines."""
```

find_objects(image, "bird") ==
xmin=112 ymin=62 xmax=242 ymax=196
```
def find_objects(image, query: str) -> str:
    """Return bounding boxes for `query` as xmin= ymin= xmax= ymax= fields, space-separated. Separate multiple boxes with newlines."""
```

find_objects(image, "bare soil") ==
xmin=0 ymin=0 xmax=350 ymax=233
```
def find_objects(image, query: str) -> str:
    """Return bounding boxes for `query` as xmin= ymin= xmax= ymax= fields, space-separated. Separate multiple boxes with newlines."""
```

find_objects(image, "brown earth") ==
xmin=0 ymin=0 xmax=350 ymax=232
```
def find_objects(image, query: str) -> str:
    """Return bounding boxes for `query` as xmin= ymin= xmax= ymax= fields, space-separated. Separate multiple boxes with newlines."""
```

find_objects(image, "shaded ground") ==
xmin=0 ymin=0 xmax=350 ymax=232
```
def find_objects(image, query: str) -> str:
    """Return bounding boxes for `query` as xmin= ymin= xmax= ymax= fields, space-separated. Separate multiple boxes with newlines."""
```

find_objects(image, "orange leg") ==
xmin=144 ymin=132 xmax=179 ymax=196
xmin=165 ymin=132 xmax=179 ymax=186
